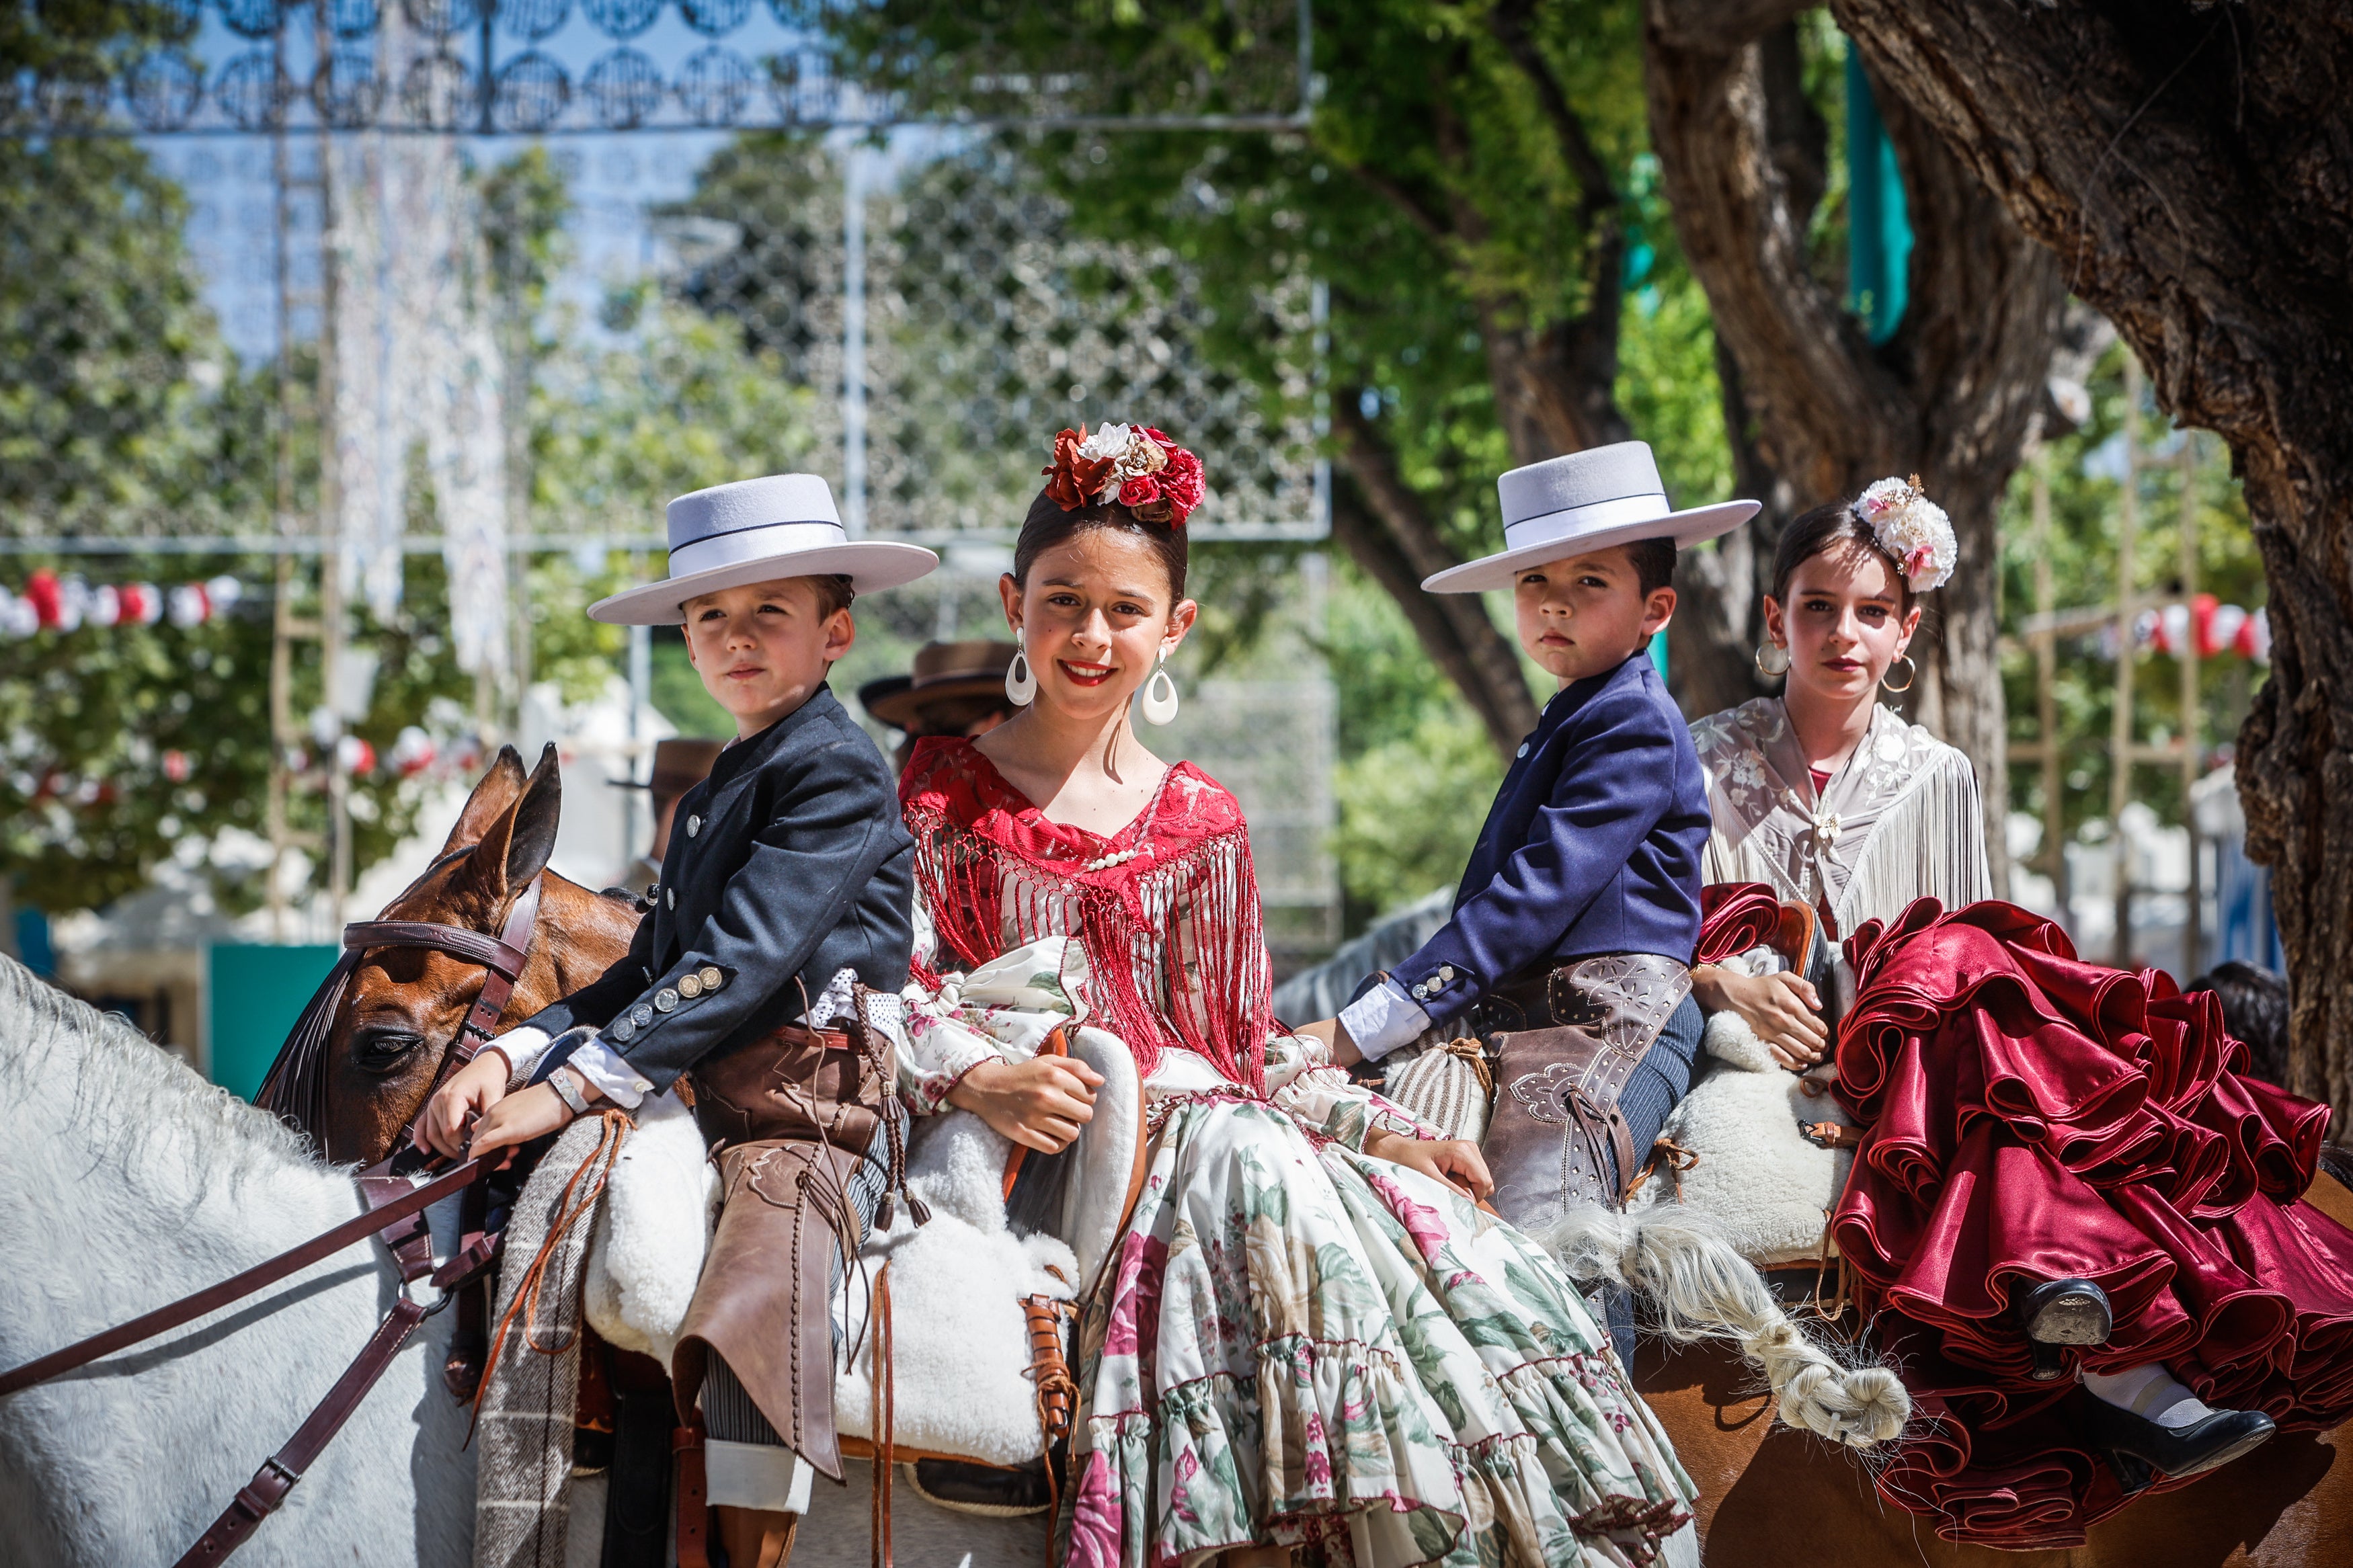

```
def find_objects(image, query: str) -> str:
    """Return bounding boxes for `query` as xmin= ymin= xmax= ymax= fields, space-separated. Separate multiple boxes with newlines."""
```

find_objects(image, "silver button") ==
xmin=666 ymin=888 xmax=675 ymax=909
xmin=680 ymin=974 xmax=704 ymax=999
xmin=686 ymin=815 xmax=701 ymax=837
xmin=654 ymin=988 xmax=679 ymax=1013
xmin=1412 ymin=983 xmax=1429 ymax=1000
xmin=632 ymin=1003 xmax=654 ymax=1026
xmin=1517 ymin=743 xmax=1529 ymax=758
xmin=612 ymin=1018 xmax=635 ymax=1043
xmin=700 ymin=966 xmax=723 ymax=990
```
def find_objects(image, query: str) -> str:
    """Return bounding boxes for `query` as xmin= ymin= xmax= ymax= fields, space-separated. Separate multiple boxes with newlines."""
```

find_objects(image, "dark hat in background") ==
xmin=859 ymin=639 xmax=1019 ymax=731
xmin=612 ymin=737 xmax=726 ymax=804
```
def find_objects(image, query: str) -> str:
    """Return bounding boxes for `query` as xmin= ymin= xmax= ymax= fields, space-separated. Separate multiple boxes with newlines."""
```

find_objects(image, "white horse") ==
xmin=0 ymin=954 xmax=1061 ymax=1568
xmin=0 ymin=953 xmax=484 ymax=1566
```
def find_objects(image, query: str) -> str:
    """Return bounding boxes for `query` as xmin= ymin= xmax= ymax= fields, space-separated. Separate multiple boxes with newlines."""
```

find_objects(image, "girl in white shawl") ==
xmin=1685 ymin=480 xmax=1989 ymax=1059
xmin=1684 ymin=479 xmax=2280 ymax=1495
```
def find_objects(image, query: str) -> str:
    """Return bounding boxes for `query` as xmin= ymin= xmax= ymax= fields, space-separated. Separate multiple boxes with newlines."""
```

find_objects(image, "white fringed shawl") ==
xmin=1689 ymin=698 xmax=1992 ymax=950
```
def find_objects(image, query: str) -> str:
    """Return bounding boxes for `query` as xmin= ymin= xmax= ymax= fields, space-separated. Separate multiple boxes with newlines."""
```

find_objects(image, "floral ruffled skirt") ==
xmin=1066 ymin=1094 xmax=1694 ymax=1568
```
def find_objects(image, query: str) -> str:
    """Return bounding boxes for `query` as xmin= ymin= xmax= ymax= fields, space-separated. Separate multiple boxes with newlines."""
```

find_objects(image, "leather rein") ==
xmin=0 ymin=870 xmax=555 ymax=1566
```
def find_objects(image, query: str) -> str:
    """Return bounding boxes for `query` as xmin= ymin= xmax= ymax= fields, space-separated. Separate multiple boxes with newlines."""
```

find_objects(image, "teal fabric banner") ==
xmin=207 ymin=943 xmax=340 ymax=1102
xmin=1846 ymin=49 xmax=1912 ymax=345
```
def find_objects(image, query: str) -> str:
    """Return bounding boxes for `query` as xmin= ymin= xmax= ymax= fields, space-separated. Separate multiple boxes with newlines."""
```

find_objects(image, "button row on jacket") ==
xmin=606 ymin=967 xmax=725 ymax=1044
xmin=1410 ymin=964 xmax=1458 ymax=1001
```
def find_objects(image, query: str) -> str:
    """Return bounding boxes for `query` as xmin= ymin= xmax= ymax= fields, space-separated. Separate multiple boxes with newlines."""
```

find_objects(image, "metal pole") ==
xmin=841 ymin=142 xmax=867 ymax=538
xmin=2032 ymin=444 xmax=2066 ymax=925
xmin=2180 ymin=430 xmax=2202 ymax=975
xmin=318 ymin=8 xmax=350 ymax=931
xmin=2112 ymin=356 xmax=2142 ymax=967
xmin=266 ymin=21 xmax=296 ymax=944
xmin=627 ymin=617 xmax=651 ymax=872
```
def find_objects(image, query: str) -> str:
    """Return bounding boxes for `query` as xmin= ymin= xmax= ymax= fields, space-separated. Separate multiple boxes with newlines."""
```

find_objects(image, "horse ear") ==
xmin=441 ymin=745 xmax=528 ymax=854
xmin=504 ymin=744 xmax=564 ymax=893
xmin=453 ymin=745 xmax=562 ymax=907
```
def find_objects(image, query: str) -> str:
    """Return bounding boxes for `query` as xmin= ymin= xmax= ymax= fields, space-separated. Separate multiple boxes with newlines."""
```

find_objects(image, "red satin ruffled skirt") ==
xmin=1829 ymin=899 xmax=2353 ymax=1546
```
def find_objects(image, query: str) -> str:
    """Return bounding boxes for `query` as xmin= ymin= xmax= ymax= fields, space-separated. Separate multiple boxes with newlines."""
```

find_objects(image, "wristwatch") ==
xmin=549 ymin=1066 xmax=592 ymax=1117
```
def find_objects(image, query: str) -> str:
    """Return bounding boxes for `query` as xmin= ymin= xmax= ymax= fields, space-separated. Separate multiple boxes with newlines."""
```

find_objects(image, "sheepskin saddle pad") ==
xmin=834 ymin=1026 xmax=1143 ymax=1467
xmin=1629 ymin=950 xmax=1859 ymax=1269
xmin=569 ymin=1026 xmax=1145 ymax=1469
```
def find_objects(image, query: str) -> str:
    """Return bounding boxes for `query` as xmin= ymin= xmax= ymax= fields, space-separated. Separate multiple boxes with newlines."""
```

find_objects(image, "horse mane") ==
xmin=0 ymin=953 xmax=317 ymax=1192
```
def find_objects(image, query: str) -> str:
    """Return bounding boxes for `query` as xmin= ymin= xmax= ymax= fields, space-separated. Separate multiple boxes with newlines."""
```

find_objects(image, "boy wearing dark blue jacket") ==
xmin=1308 ymin=442 xmax=1758 ymax=1246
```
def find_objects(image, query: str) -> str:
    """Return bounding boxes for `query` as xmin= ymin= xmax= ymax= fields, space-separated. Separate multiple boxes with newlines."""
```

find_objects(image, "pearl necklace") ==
xmin=1082 ymin=848 xmax=1142 ymax=872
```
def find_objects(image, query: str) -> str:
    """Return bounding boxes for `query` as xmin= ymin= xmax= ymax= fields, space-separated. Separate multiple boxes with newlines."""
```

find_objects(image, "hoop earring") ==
xmin=1881 ymin=653 xmax=1917 ymax=694
xmin=1140 ymin=649 xmax=1180 ymax=726
xmin=1754 ymin=640 xmax=1791 ymax=677
xmin=1004 ymin=630 xmax=1036 ymax=706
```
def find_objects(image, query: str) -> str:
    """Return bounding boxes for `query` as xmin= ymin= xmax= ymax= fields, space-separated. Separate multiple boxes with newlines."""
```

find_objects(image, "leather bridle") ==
xmin=257 ymin=854 xmax=547 ymax=1159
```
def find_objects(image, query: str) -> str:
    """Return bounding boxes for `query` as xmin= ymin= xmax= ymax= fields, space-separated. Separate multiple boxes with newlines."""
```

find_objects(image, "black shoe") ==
xmin=2083 ymin=1397 xmax=2277 ymax=1479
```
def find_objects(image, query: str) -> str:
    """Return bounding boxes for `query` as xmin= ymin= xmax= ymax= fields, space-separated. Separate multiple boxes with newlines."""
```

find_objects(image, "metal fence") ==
xmin=3 ymin=1 xmax=1339 ymax=943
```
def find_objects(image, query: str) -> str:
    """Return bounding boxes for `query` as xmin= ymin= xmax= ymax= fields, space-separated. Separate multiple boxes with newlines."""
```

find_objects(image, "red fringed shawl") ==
xmin=899 ymin=737 xmax=1271 ymax=1092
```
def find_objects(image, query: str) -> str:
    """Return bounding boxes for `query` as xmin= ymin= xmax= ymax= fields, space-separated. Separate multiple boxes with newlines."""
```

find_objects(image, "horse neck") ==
xmin=0 ymin=960 xmax=366 ymax=1327
xmin=518 ymin=874 xmax=640 ymax=1014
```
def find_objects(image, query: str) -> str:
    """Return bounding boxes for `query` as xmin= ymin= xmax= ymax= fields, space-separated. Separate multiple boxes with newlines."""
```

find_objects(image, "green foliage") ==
xmin=1320 ymin=563 xmax=1504 ymax=927
xmin=0 ymin=138 xmax=271 ymax=538
xmin=0 ymin=553 xmax=476 ymax=913
xmin=1 ymin=137 xmax=828 ymax=916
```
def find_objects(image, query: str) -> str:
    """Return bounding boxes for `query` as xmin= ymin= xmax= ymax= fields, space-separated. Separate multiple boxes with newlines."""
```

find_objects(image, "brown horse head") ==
xmin=312 ymin=743 xmax=641 ymax=1165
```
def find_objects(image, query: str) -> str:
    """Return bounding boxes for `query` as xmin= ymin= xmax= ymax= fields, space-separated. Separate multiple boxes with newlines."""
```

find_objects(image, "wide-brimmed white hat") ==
xmin=588 ymin=474 xmax=938 ymax=625
xmin=1422 ymin=442 xmax=1759 ymax=593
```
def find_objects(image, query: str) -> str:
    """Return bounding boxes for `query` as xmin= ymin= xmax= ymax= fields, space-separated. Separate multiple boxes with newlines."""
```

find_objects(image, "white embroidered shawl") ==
xmin=1688 ymin=697 xmax=1992 ymax=944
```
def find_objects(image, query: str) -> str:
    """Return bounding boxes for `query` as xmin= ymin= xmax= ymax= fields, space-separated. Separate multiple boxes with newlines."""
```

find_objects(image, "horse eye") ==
xmin=350 ymin=1026 xmax=426 ymax=1075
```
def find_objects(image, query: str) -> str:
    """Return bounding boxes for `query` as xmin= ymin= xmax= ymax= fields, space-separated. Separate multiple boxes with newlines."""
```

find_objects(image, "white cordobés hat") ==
xmin=588 ymin=474 xmax=939 ymax=625
xmin=1421 ymin=441 xmax=1760 ymax=593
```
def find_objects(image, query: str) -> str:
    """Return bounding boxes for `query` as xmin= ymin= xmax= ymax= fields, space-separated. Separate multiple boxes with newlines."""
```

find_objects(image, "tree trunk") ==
xmin=1830 ymin=0 xmax=2353 ymax=1120
xmin=1645 ymin=1 xmax=2067 ymax=899
xmin=1332 ymin=399 xmax=1543 ymax=758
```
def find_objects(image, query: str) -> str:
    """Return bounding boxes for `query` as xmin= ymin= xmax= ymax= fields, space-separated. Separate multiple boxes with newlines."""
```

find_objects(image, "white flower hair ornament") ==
xmin=1854 ymin=474 xmax=1956 ymax=593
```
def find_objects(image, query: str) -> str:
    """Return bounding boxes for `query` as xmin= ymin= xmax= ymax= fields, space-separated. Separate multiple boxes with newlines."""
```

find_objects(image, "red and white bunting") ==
xmin=0 ymin=569 xmax=244 ymax=636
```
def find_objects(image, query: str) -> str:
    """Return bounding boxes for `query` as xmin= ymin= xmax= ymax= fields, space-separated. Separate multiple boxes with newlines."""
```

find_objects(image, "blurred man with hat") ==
xmin=856 ymin=638 xmax=1020 ymax=774
xmin=614 ymin=736 xmax=727 ymax=893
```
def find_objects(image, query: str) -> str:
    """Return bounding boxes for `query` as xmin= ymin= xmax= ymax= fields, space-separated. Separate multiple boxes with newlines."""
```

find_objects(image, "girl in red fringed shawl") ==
xmin=1689 ymin=481 xmax=2353 ymax=1547
xmin=893 ymin=423 xmax=1697 ymax=1568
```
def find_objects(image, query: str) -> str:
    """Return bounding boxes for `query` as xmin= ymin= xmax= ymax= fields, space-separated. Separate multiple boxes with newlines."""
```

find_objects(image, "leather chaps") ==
xmin=670 ymin=1017 xmax=898 ymax=1483
xmin=1479 ymin=953 xmax=1691 ymax=1233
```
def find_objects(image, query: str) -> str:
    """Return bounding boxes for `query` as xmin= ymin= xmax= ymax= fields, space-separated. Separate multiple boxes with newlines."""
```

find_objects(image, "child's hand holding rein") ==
xmin=950 ymin=1055 xmax=1105 ymax=1153
xmin=420 ymin=1049 xmax=514 ymax=1160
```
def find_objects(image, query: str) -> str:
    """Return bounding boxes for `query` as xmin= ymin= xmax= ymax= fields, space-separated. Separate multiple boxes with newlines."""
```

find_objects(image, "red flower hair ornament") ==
xmin=1041 ymin=423 xmax=1205 ymax=527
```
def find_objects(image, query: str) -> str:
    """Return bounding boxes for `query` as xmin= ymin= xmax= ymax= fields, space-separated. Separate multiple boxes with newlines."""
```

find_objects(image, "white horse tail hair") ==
xmin=1542 ymin=1205 xmax=1911 ymax=1449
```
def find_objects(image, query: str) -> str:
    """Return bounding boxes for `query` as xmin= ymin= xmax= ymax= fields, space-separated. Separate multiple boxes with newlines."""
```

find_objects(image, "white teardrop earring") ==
xmin=1140 ymin=648 xmax=1180 ymax=726
xmin=1004 ymin=630 xmax=1036 ymax=706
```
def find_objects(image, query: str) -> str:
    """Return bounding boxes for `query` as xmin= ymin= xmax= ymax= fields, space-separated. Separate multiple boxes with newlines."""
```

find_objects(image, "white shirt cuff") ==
xmin=1338 ymin=979 xmax=1433 ymax=1062
xmin=564 ymin=1038 xmax=653 ymax=1110
xmin=490 ymin=1025 xmax=555 ymax=1087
